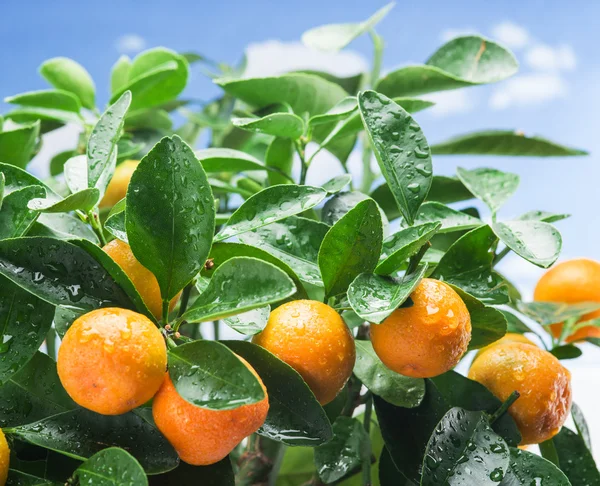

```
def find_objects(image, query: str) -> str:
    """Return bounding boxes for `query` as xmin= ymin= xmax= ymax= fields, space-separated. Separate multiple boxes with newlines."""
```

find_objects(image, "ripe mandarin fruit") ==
xmin=57 ymin=308 xmax=167 ymax=415
xmin=252 ymin=300 xmax=355 ymax=405
xmin=469 ymin=342 xmax=572 ymax=445
xmin=370 ymin=278 xmax=471 ymax=378
xmin=103 ymin=239 xmax=179 ymax=319
xmin=0 ymin=429 xmax=8 ymax=486
xmin=534 ymin=258 xmax=600 ymax=343
xmin=99 ymin=159 xmax=138 ymax=208
xmin=152 ymin=359 xmax=269 ymax=466
xmin=472 ymin=333 xmax=537 ymax=363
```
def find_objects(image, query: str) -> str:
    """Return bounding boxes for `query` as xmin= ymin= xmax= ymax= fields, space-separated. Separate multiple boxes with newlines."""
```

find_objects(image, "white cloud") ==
xmin=115 ymin=34 xmax=146 ymax=54
xmin=525 ymin=43 xmax=576 ymax=71
xmin=490 ymin=21 xmax=530 ymax=49
xmin=423 ymin=90 xmax=475 ymax=118
xmin=489 ymin=73 xmax=568 ymax=110
xmin=439 ymin=28 xmax=478 ymax=43
xmin=243 ymin=40 xmax=368 ymax=78
xmin=28 ymin=123 xmax=81 ymax=179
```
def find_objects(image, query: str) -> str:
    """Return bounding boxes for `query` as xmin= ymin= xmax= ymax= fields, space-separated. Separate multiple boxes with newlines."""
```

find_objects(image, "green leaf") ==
xmin=354 ymin=340 xmax=425 ymax=407
xmin=501 ymin=310 xmax=532 ymax=334
xmin=550 ymin=344 xmax=582 ymax=360
xmin=266 ymin=138 xmax=294 ymax=186
xmin=302 ymin=2 xmax=393 ymax=51
xmin=0 ymin=121 xmax=40 ymax=168
xmin=222 ymin=306 xmax=270 ymax=335
xmin=430 ymin=371 xmax=521 ymax=447
xmin=49 ymin=150 xmax=76 ymax=176
xmin=148 ymin=458 xmax=234 ymax=486
xmin=456 ymin=167 xmax=519 ymax=214
xmin=104 ymin=206 xmax=127 ymax=242
xmin=205 ymin=242 xmax=308 ymax=300
xmin=492 ymin=220 xmax=561 ymax=268
xmin=5 ymin=88 xmax=81 ymax=112
xmin=127 ymin=135 xmax=215 ymax=300
xmin=318 ymin=199 xmax=383 ymax=298
xmin=517 ymin=210 xmax=570 ymax=223
xmin=0 ymin=276 xmax=54 ymax=385
xmin=224 ymin=340 xmax=333 ymax=446
xmin=74 ymin=448 xmax=147 ymax=486
xmin=376 ymin=223 xmax=440 ymax=275
xmin=215 ymin=73 xmax=347 ymax=118
xmin=87 ymin=91 xmax=132 ymax=196
xmin=63 ymin=155 xmax=88 ymax=194
xmin=448 ymin=284 xmax=507 ymax=349
xmin=214 ymin=185 xmax=326 ymax=242
xmin=182 ymin=257 xmax=295 ymax=323
xmin=421 ymin=408 xmax=509 ymax=486
xmin=232 ymin=112 xmax=305 ymax=139
xmin=322 ymin=175 xmax=352 ymax=195
xmin=309 ymin=97 xmax=358 ymax=126
xmin=125 ymin=109 xmax=172 ymax=131
xmin=322 ymin=191 xmax=387 ymax=226
xmin=348 ymin=265 xmax=427 ymax=324
xmin=517 ymin=301 xmax=600 ymax=326
xmin=376 ymin=36 xmax=518 ymax=98
xmin=294 ymin=70 xmax=363 ymax=95
xmin=39 ymin=57 xmax=96 ymax=109
xmin=110 ymin=55 xmax=132 ymax=95
xmin=168 ymin=340 xmax=265 ymax=410
xmin=314 ymin=417 xmax=369 ymax=483
xmin=552 ymin=427 xmax=600 ymax=486
xmin=358 ymin=91 xmax=432 ymax=226
xmin=35 ymin=212 xmax=99 ymax=243
xmin=27 ymin=188 xmax=100 ymax=213
xmin=432 ymin=226 xmax=508 ymax=304
xmin=571 ymin=403 xmax=592 ymax=452
xmin=0 ymin=237 xmax=137 ymax=312
xmin=13 ymin=409 xmax=178 ymax=474
xmin=6 ymin=470 xmax=59 ymax=485
xmin=431 ymin=130 xmax=588 ymax=156
xmin=411 ymin=202 xmax=483 ymax=233
xmin=239 ymin=216 xmax=329 ymax=287
xmin=500 ymin=447 xmax=570 ymax=486
xmin=195 ymin=148 xmax=267 ymax=173
xmin=111 ymin=48 xmax=189 ymax=111
xmin=0 ymin=351 xmax=74 ymax=428
xmin=0 ymin=186 xmax=45 ymax=239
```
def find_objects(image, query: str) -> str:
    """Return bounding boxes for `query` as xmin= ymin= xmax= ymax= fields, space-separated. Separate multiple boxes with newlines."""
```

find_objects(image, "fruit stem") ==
xmin=87 ymin=210 xmax=107 ymax=246
xmin=493 ymin=246 xmax=511 ymax=266
xmin=489 ymin=391 xmax=520 ymax=424
xmin=361 ymin=395 xmax=373 ymax=486
xmin=295 ymin=140 xmax=309 ymax=185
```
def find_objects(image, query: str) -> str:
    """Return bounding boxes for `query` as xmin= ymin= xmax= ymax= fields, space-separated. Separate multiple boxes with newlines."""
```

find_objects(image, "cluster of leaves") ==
xmin=0 ymin=3 xmax=598 ymax=485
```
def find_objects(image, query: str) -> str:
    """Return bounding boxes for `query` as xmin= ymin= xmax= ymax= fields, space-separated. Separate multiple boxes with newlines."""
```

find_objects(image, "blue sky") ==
xmin=1 ymin=0 xmax=599 ymax=443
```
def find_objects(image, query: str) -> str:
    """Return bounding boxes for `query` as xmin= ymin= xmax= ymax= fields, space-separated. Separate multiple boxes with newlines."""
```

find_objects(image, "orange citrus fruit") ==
xmin=57 ymin=308 xmax=167 ymax=415
xmin=152 ymin=359 xmax=269 ymax=466
xmin=469 ymin=342 xmax=572 ymax=445
xmin=473 ymin=333 xmax=537 ymax=363
xmin=370 ymin=278 xmax=471 ymax=378
xmin=0 ymin=428 xmax=8 ymax=486
xmin=534 ymin=258 xmax=600 ymax=343
xmin=252 ymin=300 xmax=355 ymax=405
xmin=99 ymin=160 xmax=138 ymax=208
xmin=103 ymin=239 xmax=179 ymax=319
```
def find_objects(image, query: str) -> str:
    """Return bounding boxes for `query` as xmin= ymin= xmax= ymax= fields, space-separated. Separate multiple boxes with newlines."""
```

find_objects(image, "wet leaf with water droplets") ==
xmin=223 ymin=305 xmax=270 ymax=335
xmin=196 ymin=147 xmax=270 ymax=173
xmin=182 ymin=256 xmax=296 ymax=323
xmin=318 ymin=199 xmax=383 ymax=299
xmin=492 ymin=220 xmax=561 ymax=268
xmin=104 ymin=200 xmax=127 ymax=243
xmin=168 ymin=340 xmax=265 ymax=410
xmin=408 ymin=202 xmax=483 ymax=233
xmin=214 ymin=185 xmax=326 ymax=242
xmin=12 ymin=409 xmax=178 ymax=474
xmin=322 ymin=174 xmax=352 ymax=195
xmin=552 ymin=428 xmax=600 ymax=486
xmin=421 ymin=407 xmax=509 ymax=486
xmin=239 ymin=216 xmax=328 ymax=287
xmin=87 ymin=91 xmax=131 ymax=198
xmin=322 ymin=191 xmax=388 ymax=228
xmin=516 ymin=301 xmax=600 ymax=327
xmin=39 ymin=57 xmax=96 ymax=110
xmin=27 ymin=187 xmax=100 ymax=214
xmin=456 ymin=167 xmax=519 ymax=214
xmin=232 ymin=112 xmax=305 ymax=139
xmin=74 ymin=447 xmax=148 ymax=486
xmin=314 ymin=416 xmax=369 ymax=483
xmin=0 ymin=185 xmax=45 ymax=239
xmin=500 ymin=447 xmax=570 ymax=486
xmin=517 ymin=210 xmax=570 ymax=224
xmin=358 ymin=90 xmax=432 ymax=226
xmin=354 ymin=340 xmax=425 ymax=408
xmin=376 ymin=36 xmax=518 ymax=98
xmin=0 ymin=121 xmax=40 ymax=169
xmin=431 ymin=130 xmax=588 ymax=157
xmin=447 ymin=284 xmax=507 ymax=350
xmin=127 ymin=135 xmax=215 ymax=300
xmin=348 ymin=265 xmax=427 ymax=324
xmin=265 ymin=137 xmax=295 ymax=186
xmin=571 ymin=403 xmax=592 ymax=453
xmin=224 ymin=340 xmax=333 ymax=446
xmin=432 ymin=225 xmax=508 ymax=305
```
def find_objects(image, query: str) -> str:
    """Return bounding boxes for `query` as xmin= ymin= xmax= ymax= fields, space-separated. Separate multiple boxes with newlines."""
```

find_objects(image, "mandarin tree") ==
xmin=0 ymin=3 xmax=598 ymax=485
